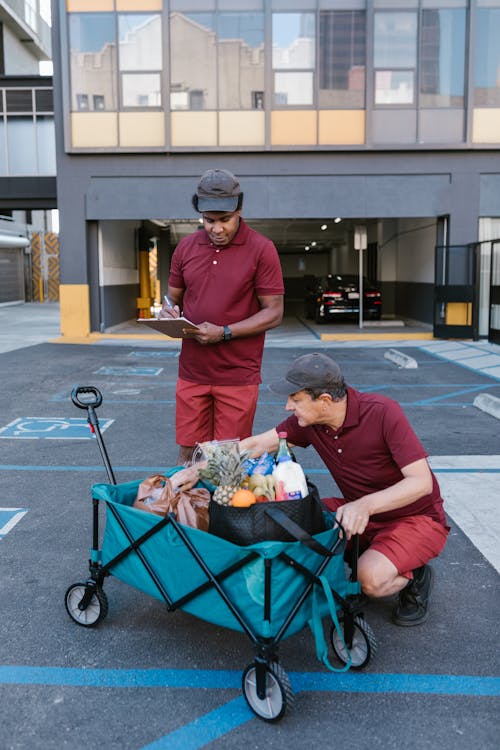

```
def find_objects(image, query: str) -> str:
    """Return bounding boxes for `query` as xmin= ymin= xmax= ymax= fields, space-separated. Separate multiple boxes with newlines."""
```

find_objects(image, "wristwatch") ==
xmin=222 ymin=325 xmax=232 ymax=342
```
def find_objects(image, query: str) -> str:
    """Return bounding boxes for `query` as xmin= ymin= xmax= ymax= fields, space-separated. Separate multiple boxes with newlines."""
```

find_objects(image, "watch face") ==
xmin=224 ymin=326 xmax=231 ymax=340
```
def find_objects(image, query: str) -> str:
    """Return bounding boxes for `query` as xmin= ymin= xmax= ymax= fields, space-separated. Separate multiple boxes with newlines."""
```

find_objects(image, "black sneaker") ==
xmin=392 ymin=565 xmax=433 ymax=627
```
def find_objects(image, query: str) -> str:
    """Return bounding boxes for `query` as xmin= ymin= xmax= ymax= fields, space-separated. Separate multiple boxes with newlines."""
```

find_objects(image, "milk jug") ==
xmin=272 ymin=432 xmax=308 ymax=501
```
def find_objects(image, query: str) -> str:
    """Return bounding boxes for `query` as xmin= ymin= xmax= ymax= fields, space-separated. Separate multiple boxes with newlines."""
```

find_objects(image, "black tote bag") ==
xmin=208 ymin=480 xmax=326 ymax=546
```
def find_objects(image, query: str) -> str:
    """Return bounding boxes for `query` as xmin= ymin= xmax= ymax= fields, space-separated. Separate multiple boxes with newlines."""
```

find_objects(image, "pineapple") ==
xmin=197 ymin=442 xmax=249 ymax=505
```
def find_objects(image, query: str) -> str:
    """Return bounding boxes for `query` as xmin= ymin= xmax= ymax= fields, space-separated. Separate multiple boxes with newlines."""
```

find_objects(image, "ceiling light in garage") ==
xmin=334 ymin=217 xmax=342 ymax=223
xmin=321 ymin=224 xmax=327 ymax=230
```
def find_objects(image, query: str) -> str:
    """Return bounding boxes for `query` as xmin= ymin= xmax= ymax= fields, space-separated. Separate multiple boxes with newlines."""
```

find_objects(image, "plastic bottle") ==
xmin=272 ymin=432 xmax=308 ymax=501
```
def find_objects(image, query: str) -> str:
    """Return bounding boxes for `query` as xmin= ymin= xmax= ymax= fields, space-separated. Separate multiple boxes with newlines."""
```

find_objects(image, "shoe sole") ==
xmin=391 ymin=566 xmax=434 ymax=627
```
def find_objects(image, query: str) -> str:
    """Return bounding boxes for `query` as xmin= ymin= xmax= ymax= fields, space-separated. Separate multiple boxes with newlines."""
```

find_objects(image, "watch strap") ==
xmin=223 ymin=325 xmax=232 ymax=341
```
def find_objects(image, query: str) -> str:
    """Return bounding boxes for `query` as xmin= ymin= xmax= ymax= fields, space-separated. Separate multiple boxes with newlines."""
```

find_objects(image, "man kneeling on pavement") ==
xmin=240 ymin=352 xmax=450 ymax=626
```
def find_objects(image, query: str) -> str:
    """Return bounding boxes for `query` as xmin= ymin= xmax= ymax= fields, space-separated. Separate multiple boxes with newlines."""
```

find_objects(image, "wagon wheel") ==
xmin=65 ymin=582 xmax=109 ymax=627
xmin=242 ymin=661 xmax=294 ymax=722
xmin=330 ymin=614 xmax=377 ymax=670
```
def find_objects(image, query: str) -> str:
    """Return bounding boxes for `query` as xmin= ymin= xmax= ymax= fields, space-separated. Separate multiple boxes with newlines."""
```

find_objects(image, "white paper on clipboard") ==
xmin=138 ymin=317 xmax=200 ymax=338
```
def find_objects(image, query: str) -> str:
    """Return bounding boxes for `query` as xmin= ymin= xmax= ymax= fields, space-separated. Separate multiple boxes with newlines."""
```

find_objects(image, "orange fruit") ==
xmin=230 ymin=489 xmax=256 ymax=507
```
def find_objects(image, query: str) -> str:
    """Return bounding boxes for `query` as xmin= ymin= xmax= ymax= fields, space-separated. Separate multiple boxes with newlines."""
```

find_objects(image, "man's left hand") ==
xmin=335 ymin=498 xmax=370 ymax=539
xmin=188 ymin=322 xmax=225 ymax=345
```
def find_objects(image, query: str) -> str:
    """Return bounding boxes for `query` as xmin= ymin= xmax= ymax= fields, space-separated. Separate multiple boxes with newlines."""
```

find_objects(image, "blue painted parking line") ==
xmin=1 ymin=464 xmax=499 ymax=475
xmin=50 ymin=392 xmax=176 ymax=403
xmin=0 ymin=508 xmax=27 ymax=539
xmin=0 ymin=417 xmax=114 ymax=439
xmin=1 ymin=666 xmax=498 ymax=750
xmin=93 ymin=366 xmax=163 ymax=376
xmin=128 ymin=351 xmax=179 ymax=358
xmin=1 ymin=665 xmax=497 ymax=695
xmin=141 ymin=698 xmax=251 ymax=750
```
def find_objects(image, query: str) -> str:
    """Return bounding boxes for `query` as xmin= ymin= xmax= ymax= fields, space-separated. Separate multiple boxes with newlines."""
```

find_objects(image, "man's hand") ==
xmin=159 ymin=299 xmax=180 ymax=319
xmin=189 ymin=322 xmax=224 ymax=344
xmin=334 ymin=498 xmax=371 ymax=539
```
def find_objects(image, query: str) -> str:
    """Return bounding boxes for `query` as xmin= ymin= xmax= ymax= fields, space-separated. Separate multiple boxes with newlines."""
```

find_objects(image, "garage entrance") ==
xmin=489 ymin=240 xmax=500 ymax=344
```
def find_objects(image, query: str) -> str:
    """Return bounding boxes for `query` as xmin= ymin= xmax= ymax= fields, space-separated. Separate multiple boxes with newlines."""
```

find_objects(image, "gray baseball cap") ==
xmin=269 ymin=353 xmax=344 ymax=396
xmin=193 ymin=169 xmax=242 ymax=212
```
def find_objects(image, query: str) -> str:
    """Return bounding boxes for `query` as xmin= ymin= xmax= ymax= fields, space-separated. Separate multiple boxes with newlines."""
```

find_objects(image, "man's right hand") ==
xmin=159 ymin=300 xmax=180 ymax=319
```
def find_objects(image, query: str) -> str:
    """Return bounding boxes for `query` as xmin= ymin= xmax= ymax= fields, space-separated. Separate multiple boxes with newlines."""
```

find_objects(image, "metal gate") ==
xmin=489 ymin=240 xmax=500 ymax=344
xmin=434 ymin=244 xmax=478 ymax=339
xmin=31 ymin=232 xmax=60 ymax=302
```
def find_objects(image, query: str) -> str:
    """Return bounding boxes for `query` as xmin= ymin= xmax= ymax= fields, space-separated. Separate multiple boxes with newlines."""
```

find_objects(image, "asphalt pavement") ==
xmin=0 ymin=302 xmax=499 ymax=750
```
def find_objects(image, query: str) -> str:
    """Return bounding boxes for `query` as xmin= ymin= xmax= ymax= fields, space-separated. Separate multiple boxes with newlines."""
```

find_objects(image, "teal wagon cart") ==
xmin=65 ymin=386 xmax=377 ymax=722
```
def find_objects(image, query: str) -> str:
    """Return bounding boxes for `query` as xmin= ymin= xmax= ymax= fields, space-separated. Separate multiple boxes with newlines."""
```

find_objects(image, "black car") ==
xmin=305 ymin=274 xmax=382 ymax=323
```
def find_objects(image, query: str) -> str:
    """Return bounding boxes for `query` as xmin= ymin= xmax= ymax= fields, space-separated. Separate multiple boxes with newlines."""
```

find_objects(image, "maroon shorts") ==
xmin=322 ymin=497 xmax=449 ymax=579
xmin=176 ymin=378 xmax=259 ymax=446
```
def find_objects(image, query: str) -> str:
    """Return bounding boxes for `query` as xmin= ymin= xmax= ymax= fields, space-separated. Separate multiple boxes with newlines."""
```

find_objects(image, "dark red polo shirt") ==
xmin=169 ymin=219 xmax=284 ymax=385
xmin=277 ymin=386 xmax=446 ymax=526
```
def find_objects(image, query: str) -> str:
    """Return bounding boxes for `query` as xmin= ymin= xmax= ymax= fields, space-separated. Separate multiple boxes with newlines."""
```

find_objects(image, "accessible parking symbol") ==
xmin=0 ymin=417 xmax=114 ymax=439
xmin=0 ymin=508 xmax=27 ymax=539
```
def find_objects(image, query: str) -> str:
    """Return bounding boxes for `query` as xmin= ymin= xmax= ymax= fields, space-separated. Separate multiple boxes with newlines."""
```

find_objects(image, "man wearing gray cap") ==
xmin=160 ymin=169 xmax=284 ymax=465
xmin=240 ymin=352 xmax=449 ymax=627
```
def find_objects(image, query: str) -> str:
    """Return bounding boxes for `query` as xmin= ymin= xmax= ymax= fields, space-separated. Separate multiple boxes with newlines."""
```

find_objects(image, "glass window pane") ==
xmin=319 ymin=10 xmax=365 ymax=108
xmin=69 ymin=13 xmax=117 ymax=111
xmin=122 ymin=73 xmax=161 ymax=107
xmin=218 ymin=12 xmax=264 ymax=110
xmin=375 ymin=70 xmax=414 ymax=104
xmin=274 ymin=72 xmax=313 ymax=105
xmin=272 ymin=13 xmax=315 ymax=70
xmin=118 ymin=14 xmax=162 ymax=71
xmin=170 ymin=12 xmax=216 ymax=110
xmin=420 ymin=9 xmax=466 ymax=107
xmin=0 ymin=121 xmax=6 ymax=175
xmin=36 ymin=116 xmax=56 ymax=175
xmin=7 ymin=117 xmax=36 ymax=175
xmin=374 ymin=12 xmax=417 ymax=68
xmin=474 ymin=8 xmax=500 ymax=106
xmin=6 ymin=89 xmax=33 ymax=112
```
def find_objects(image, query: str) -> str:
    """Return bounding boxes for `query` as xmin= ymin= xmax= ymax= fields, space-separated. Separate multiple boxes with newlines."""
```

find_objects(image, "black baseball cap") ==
xmin=269 ymin=353 xmax=344 ymax=396
xmin=193 ymin=169 xmax=242 ymax=213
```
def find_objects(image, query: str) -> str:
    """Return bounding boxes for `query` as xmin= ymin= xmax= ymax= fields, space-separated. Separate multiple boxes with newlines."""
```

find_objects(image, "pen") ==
xmin=164 ymin=295 xmax=175 ymax=309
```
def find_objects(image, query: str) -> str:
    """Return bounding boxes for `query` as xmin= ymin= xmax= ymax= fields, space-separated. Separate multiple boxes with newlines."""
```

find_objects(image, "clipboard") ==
xmin=138 ymin=317 xmax=200 ymax=338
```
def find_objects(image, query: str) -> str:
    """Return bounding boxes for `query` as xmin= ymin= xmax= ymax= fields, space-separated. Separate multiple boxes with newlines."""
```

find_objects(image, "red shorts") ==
xmin=176 ymin=378 xmax=259 ymax=446
xmin=322 ymin=497 xmax=449 ymax=580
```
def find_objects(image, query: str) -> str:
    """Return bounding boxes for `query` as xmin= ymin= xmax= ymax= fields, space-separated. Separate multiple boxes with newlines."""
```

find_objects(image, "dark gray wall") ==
xmin=395 ymin=282 xmax=434 ymax=325
xmin=102 ymin=284 xmax=140 ymax=329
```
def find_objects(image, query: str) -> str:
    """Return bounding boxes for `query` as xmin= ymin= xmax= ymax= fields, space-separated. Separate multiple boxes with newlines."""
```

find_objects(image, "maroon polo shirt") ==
xmin=168 ymin=219 xmax=284 ymax=385
xmin=277 ymin=386 xmax=446 ymax=526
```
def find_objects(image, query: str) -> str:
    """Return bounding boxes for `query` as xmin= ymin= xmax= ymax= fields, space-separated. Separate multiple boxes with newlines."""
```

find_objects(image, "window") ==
xmin=76 ymin=93 xmax=89 ymax=110
xmin=122 ymin=74 xmax=161 ymax=107
xmin=420 ymin=8 xmax=466 ymax=108
xmin=24 ymin=0 xmax=37 ymax=32
xmin=474 ymin=7 xmax=500 ymax=106
xmin=69 ymin=13 xmax=117 ymax=112
xmin=272 ymin=13 xmax=315 ymax=107
xmin=7 ymin=117 xmax=36 ymax=175
xmin=218 ymin=12 xmax=264 ymax=110
xmin=374 ymin=11 xmax=417 ymax=105
xmin=170 ymin=12 xmax=216 ymax=111
xmin=119 ymin=14 xmax=162 ymax=108
xmin=93 ymin=94 xmax=105 ymax=111
xmin=319 ymin=10 xmax=366 ymax=109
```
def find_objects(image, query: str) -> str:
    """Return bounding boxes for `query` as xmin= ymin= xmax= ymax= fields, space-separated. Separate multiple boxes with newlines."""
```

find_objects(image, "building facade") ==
xmin=52 ymin=0 xmax=500 ymax=341
xmin=0 ymin=1 xmax=57 ymax=304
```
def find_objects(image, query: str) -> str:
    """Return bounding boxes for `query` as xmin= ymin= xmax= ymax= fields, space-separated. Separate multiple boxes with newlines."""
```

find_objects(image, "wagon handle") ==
xmin=71 ymin=386 xmax=102 ymax=410
xmin=70 ymin=385 xmax=116 ymax=485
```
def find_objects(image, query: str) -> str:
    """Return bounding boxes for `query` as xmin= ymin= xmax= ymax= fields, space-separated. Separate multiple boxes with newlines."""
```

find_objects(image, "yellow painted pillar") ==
xmin=137 ymin=249 xmax=153 ymax=318
xmin=59 ymin=284 xmax=91 ymax=338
